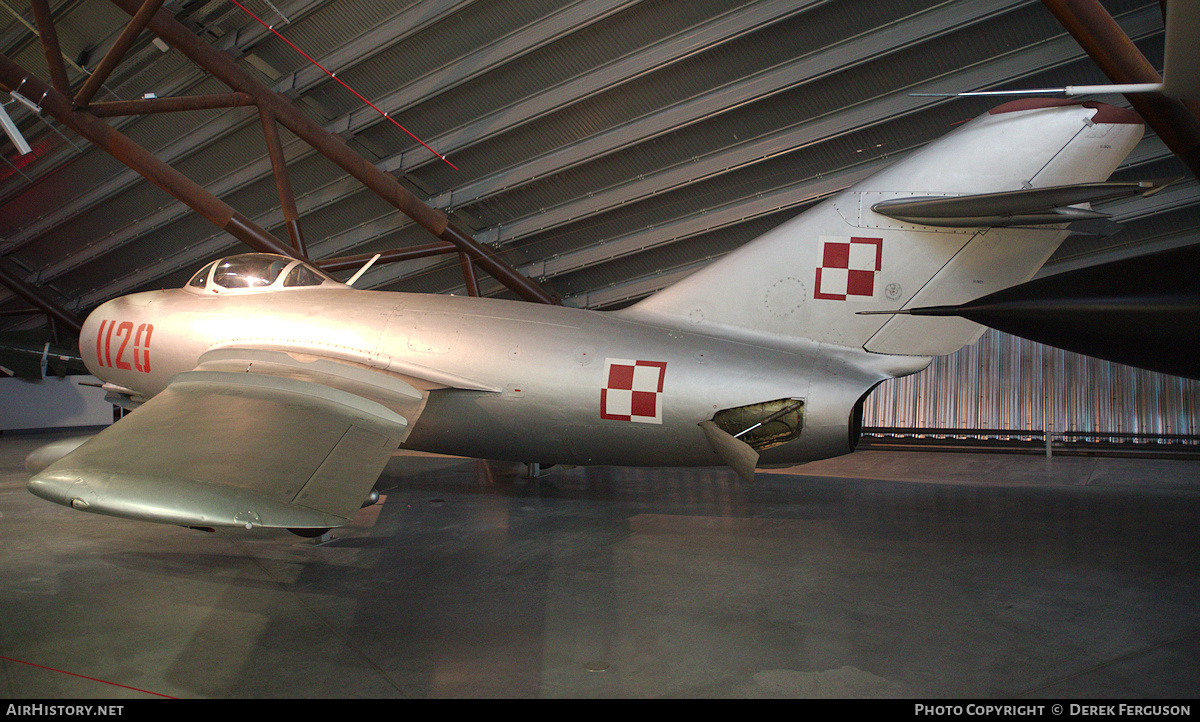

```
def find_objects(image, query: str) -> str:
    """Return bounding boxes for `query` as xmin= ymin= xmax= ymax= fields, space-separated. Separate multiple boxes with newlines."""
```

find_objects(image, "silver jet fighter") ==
xmin=27 ymin=99 xmax=1146 ymax=533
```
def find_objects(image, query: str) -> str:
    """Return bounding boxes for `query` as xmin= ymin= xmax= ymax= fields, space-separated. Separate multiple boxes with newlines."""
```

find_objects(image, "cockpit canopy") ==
xmin=186 ymin=254 xmax=340 ymax=294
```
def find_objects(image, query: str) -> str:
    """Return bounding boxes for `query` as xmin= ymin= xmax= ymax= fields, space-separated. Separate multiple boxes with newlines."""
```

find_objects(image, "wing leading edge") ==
xmin=28 ymin=366 xmax=415 ymax=530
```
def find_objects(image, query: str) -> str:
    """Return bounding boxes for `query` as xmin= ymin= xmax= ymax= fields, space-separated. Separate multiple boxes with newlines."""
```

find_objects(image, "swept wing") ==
xmin=27 ymin=350 xmax=426 ymax=531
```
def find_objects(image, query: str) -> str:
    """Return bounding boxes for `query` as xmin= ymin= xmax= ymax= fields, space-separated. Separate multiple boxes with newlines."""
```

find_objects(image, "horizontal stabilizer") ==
xmin=870 ymin=179 xmax=1176 ymax=228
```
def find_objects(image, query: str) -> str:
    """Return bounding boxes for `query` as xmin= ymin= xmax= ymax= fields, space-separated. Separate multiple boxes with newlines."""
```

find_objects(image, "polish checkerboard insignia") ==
xmin=814 ymin=236 xmax=883 ymax=300
xmin=601 ymin=358 xmax=667 ymax=424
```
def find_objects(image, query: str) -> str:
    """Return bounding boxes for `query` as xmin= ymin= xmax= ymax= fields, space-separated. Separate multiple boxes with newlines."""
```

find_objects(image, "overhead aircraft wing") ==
xmin=27 ymin=352 xmax=425 ymax=531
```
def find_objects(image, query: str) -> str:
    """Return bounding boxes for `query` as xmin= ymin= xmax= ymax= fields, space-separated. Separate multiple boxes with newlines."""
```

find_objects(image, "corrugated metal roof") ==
xmin=0 ymin=0 xmax=1193 ymax=322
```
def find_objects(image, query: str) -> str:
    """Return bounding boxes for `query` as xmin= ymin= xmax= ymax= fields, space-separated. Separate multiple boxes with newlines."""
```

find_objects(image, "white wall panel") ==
xmin=0 ymin=376 xmax=113 ymax=431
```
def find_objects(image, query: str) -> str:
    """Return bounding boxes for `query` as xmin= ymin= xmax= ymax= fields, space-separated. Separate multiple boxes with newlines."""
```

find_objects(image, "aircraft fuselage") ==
xmin=82 ymin=285 xmax=925 ymax=471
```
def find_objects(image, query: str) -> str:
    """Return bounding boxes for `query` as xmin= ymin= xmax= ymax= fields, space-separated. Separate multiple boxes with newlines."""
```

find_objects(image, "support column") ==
xmin=259 ymin=106 xmax=306 ymax=256
xmin=29 ymin=0 xmax=71 ymax=96
xmin=459 ymin=252 xmax=480 ymax=296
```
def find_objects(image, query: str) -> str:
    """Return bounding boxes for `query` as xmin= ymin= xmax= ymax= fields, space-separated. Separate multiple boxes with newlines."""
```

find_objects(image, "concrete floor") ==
xmin=2 ymin=430 xmax=1199 ymax=699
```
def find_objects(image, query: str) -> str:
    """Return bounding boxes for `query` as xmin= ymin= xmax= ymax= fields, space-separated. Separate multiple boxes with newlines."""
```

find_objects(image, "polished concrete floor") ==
xmin=2 ymin=430 xmax=1199 ymax=699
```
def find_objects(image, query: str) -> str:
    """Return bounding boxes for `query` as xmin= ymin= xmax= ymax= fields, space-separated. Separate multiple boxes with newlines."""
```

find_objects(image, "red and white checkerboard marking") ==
xmin=814 ymin=236 xmax=883 ymax=300
xmin=601 ymin=358 xmax=667 ymax=424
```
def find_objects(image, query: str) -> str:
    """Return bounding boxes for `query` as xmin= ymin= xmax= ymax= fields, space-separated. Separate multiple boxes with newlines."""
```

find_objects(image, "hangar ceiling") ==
xmin=0 ymin=0 xmax=1195 ymax=335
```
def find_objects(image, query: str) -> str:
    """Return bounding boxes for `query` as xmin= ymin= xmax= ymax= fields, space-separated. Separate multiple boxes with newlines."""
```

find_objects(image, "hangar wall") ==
xmin=0 ymin=376 xmax=113 ymax=431
xmin=863 ymin=329 xmax=1200 ymax=445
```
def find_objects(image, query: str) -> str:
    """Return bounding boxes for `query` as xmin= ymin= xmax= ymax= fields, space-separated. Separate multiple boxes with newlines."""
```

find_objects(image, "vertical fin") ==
xmin=624 ymin=101 xmax=1144 ymax=357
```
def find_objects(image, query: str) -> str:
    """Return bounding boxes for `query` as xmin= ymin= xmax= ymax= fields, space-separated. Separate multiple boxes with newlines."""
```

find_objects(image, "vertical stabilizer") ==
xmin=624 ymin=100 xmax=1144 ymax=357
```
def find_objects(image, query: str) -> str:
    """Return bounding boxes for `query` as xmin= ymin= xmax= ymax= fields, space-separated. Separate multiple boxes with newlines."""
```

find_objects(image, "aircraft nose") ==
xmin=80 ymin=292 xmax=160 ymax=379
xmin=79 ymin=299 xmax=117 ymax=376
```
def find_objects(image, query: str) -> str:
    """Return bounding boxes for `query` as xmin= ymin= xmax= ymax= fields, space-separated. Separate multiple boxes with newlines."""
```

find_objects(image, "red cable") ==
xmin=1 ymin=655 xmax=177 ymax=698
xmin=229 ymin=0 xmax=459 ymax=171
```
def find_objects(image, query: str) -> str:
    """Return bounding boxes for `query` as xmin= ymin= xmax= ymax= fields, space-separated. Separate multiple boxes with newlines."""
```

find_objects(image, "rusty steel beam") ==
xmin=108 ymin=0 xmax=558 ymax=304
xmin=0 ymin=307 xmax=47 ymax=317
xmin=459 ymin=252 xmax=480 ymax=296
xmin=0 ymin=52 xmax=301 ymax=261
xmin=258 ymin=106 xmax=306 ymax=256
xmin=87 ymin=92 xmax=255 ymax=116
xmin=0 ymin=260 xmax=82 ymax=335
xmin=1042 ymin=0 xmax=1200 ymax=181
xmin=438 ymin=224 xmax=556 ymax=302
xmin=318 ymin=243 xmax=458 ymax=274
xmin=75 ymin=0 xmax=167 ymax=108
xmin=29 ymin=0 xmax=71 ymax=96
